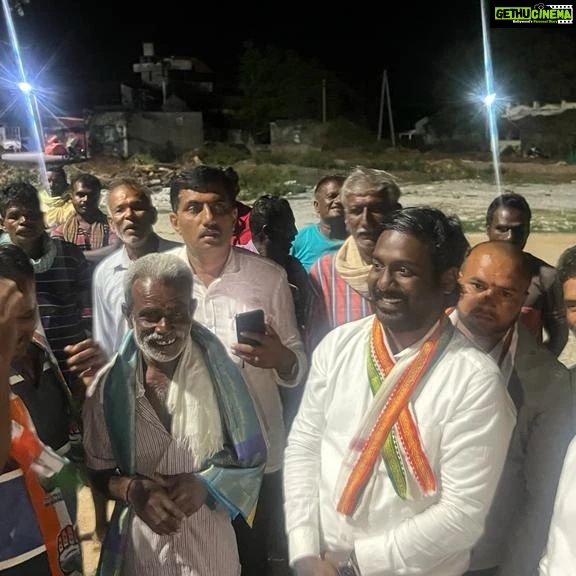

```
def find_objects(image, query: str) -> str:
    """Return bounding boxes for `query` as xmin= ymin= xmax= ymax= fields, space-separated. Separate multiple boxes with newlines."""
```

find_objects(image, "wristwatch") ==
xmin=337 ymin=554 xmax=360 ymax=576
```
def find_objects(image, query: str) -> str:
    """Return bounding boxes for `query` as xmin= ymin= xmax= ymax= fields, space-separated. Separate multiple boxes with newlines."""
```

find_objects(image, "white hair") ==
xmin=123 ymin=253 xmax=193 ymax=313
xmin=105 ymin=177 xmax=155 ymax=215
xmin=341 ymin=166 xmax=401 ymax=205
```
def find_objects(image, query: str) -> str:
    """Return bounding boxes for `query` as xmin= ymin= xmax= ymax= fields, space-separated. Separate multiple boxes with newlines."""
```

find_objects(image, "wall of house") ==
xmin=126 ymin=112 xmax=203 ymax=159
xmin=88 ymin=111 xmax=203 ymax=159
xmin=515 ymin=111 xmax=576 ymax=159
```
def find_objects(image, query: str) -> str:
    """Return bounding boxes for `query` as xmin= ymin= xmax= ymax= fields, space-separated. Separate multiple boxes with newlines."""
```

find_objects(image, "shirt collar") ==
xmin=113 ymin=246 xmax=131 ymax=272
xmin=450 ymin=308 xmax=518 ymax=377
xmin=178 ymin=244 xmax=239 ymax=278
xmin=381 ymin=317 xmax=442 ymax=362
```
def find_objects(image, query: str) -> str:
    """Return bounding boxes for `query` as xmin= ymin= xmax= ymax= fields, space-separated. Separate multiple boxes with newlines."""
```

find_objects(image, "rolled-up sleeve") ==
xmin=353 ymin=370 xmax=516 ymax=576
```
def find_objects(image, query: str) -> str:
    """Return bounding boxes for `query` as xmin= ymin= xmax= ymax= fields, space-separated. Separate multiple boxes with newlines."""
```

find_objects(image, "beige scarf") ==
xmin=334 ymin=236 xmax=372 ymax=297
xmin=165 ymin=338 xmax=224 ymax=467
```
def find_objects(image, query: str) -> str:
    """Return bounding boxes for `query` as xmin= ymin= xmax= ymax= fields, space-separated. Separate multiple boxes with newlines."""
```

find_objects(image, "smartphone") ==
xmin=235 ymin=309 xmax=266 ymax=346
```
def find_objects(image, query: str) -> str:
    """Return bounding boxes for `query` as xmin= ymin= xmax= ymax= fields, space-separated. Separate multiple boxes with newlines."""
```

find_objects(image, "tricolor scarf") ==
xmin=9 ymin=333 xmax=83 ymax=576
xmin=97 ymin=321 xmax=267 ymax=576
xmin=336 ymin=315 xmax=454 ymax=516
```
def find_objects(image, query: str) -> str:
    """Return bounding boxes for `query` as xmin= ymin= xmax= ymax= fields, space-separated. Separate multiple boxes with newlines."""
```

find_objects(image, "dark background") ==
xmin=1 ymin=1 xmax=575 ymax=132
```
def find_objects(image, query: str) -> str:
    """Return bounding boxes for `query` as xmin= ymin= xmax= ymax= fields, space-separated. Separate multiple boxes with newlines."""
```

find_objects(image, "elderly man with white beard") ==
xmin=82 ymin=253 xmax=267 ymax=576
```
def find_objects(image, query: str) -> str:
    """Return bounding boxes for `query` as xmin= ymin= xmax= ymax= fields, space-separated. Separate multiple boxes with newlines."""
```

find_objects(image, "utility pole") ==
xmin=377 ymin=69 xmax=396 ymax=146
xmin=385 ymin=70 xmax=396 ymax=147
xmin=322 ymin=78 xmax=327 ymax=123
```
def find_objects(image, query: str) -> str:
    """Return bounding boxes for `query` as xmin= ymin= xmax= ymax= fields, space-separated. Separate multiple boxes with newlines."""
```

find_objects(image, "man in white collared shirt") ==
xmin=454 ymin=241 xmax=573 ymax=576
xmin=168 ymin=165 xmax=307 ymax=576
xmin=284 ymin=207 xmax=515 ymax=576
xmin=93 ymin=178 xmax=181 ymax=358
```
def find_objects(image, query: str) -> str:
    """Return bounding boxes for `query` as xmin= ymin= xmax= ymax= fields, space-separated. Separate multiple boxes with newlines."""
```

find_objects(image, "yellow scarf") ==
xmin=334 ymin=236 xmax=372 ymax=298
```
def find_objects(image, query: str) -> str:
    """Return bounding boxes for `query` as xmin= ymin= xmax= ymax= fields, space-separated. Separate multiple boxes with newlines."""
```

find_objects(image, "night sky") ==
xmin=0 ymin=1 xmax=569 ymax=130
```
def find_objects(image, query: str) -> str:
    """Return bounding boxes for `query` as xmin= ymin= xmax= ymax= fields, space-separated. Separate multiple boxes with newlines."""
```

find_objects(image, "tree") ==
xmin=237 ymin=42 xmax=364 ymax=138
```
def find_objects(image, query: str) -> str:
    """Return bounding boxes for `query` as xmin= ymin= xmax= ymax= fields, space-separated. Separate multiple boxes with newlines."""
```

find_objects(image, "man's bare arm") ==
xmin=89 ymin=469 xmax=186 ymax=535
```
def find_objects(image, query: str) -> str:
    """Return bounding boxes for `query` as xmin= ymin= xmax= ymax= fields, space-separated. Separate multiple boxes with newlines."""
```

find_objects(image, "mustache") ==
xmin=469 ymin=305 xmax=497 ymax=316
xmin=141 ymin=330 xmax=186 ymax=345
xmin=372 ymin=288 xmax=407 ymax=301
xmin=200 ymin=224 xmax=221 ymax=236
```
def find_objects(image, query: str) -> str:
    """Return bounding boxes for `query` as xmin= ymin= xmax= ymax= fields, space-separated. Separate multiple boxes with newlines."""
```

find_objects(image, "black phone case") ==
xmin=235 ymin=310 xmax=265 ymax=345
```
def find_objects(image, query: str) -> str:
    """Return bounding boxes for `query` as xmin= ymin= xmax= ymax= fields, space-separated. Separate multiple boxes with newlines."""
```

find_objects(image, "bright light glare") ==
xmin=483 ymin=92 xmax=496 ymax=106
xmin=17 ymin=81 xmax=32 ymax=94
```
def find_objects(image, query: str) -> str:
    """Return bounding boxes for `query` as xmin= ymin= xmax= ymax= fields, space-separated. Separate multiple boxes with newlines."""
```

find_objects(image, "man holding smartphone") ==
xmin=168 ymin=165 xmax=307 ymax=576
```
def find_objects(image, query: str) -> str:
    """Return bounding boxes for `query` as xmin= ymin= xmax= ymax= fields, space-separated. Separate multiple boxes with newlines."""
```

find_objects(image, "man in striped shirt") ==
xmin=0 ymin=182 xmax=92 ymax=400
xmin=310 ymin=167 xmax=401 ymax=340
xmin=83 ymin=253 xmax=266 ymax=576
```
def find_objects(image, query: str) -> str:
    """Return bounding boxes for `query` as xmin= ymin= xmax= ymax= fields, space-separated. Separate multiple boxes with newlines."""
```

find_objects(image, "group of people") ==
xmin=0 ymin=163 xmax=575 ymax=576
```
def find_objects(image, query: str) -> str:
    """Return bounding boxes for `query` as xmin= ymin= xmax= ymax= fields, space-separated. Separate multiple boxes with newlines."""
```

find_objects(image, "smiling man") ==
xmin=291 ymin=175 xmax=347 ymax=272
xmin=83 ymin=253 xmax=266 ymax=576
xmin=168 ymin=165 xmax=306 ymax=575
xmin=310 ymin=167 xmax=401 ymax=332
xmin=92 ymin=178 xmax=180 ymax=358
xmin=284 ymin=208 xmax=515 ymax=576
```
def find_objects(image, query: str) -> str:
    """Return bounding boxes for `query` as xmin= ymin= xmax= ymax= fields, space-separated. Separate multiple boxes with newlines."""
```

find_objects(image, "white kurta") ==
xmin=170 ymin=245 xmax=307 ymax=473
xmin=539 ymin=435 xmax=576 ymax=576
xmin=284 ymin=315 xmax=516 ymax=576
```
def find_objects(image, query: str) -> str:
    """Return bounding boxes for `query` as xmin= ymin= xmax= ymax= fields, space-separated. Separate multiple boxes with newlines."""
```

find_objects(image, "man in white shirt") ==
xmin=168 ymin=165 xmax=307 ymax=575
xmin=454 ymin=241 xmax=573 ymax=576
xmin=538 ymin=246 xmax=576 ymax=576
xmin=93 ymin=178 xmax=181 ymax=358
xmin=284 ymin=207 xmax=515 ymax=576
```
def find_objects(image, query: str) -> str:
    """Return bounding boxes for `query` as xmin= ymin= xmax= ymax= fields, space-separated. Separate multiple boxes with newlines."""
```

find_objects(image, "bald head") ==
xmin=457 ymin=241 xmax=531 ymax=342
xmin=462 ymin=241 xmax=531 ymax=284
